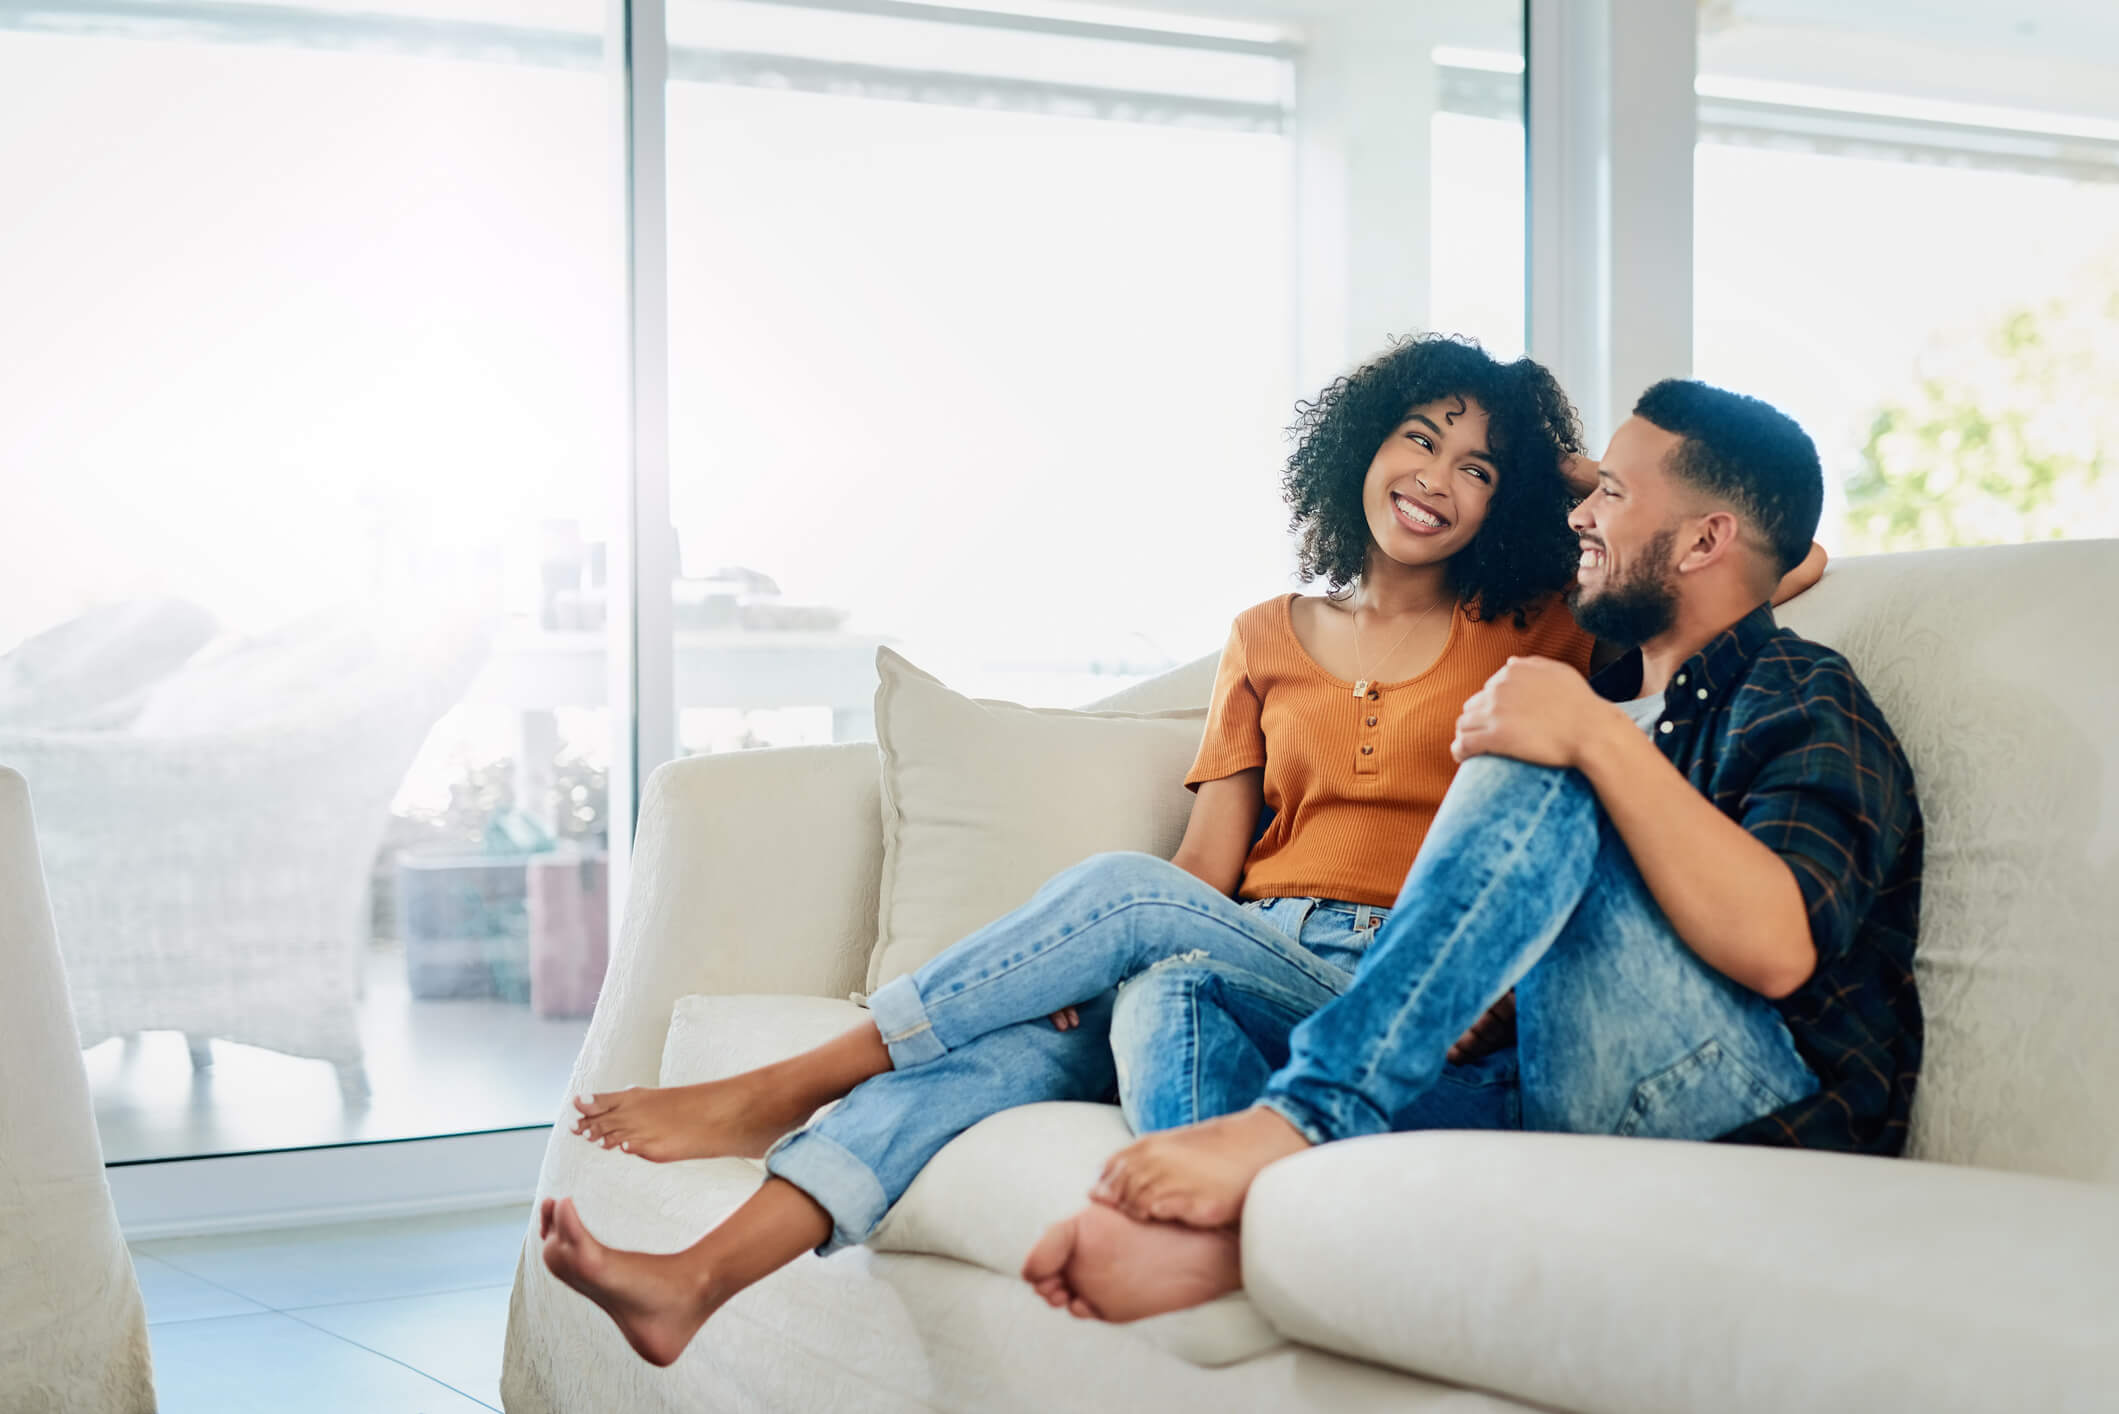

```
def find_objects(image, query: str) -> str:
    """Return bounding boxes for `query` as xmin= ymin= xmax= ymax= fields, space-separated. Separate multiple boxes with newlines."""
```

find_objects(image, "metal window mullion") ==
xmin=1526 ymin=0 xmax=1695 ymax=451
xmin=1606 ymin=0 xmax=1695 ymax=425
xmin=606 ymin=0 xmax=676 ymax=938
xmin=1526 ymin=0 xmax=1608 ymax=444
xmin=743 ymin=0 xmax=1297 ymax=59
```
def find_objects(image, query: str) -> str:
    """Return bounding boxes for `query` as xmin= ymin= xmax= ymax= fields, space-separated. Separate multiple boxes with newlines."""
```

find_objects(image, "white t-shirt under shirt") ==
xmin=1617 ymin=691 xmax=1667 ymax=735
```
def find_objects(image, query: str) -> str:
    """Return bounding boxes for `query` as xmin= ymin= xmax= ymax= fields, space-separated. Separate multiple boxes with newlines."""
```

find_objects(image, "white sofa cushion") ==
xmin=659 ymin=994 xmax=1282 ymax=1367
xmin=1776 ymin=542 xmax=2119 ymax=1183
xmin=660 ymin=993 xmax=870 ymax=1150
xmin=509 ymin=1109 xmax=1528 ymax=1414
xmin=1241 ymin=1130 xmax=2119 ymax=1414
xmin=867 ymin=646 xmax=1206 ymax=988
xmin=661 ymin=993 xmax=871 ymax=1092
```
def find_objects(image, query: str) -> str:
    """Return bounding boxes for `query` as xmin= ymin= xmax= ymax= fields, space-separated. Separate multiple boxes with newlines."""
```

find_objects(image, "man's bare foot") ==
xmin=571 ymin=1078 xmax=813 ymax=1162
xmin=1021 ymin=1202 xmax=1241 ymax=1322
xmin=539 ymin=1197 xmax=727 ymax=1367
xmin=1092 ymin=1106 xmax=1311 ymax=1227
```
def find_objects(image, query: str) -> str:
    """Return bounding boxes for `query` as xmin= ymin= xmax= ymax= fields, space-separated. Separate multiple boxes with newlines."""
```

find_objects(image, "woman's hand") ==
xmin=1770 ymin=541 xmax=1828 ymax=606
xmin=1050 ymin=1007 xmax=1081 ymax=1031
xmin=1448 ymin=991 xmax=1517 ymax=1064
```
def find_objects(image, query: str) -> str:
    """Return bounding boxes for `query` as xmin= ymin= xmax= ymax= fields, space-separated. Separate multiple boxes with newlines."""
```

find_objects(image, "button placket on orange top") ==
xmin=1355 ymin=686 xmax=1381 ymax=775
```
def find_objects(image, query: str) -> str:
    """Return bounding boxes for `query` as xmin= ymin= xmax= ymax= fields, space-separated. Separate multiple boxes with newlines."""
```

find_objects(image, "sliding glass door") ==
xmin=0 ymin=0 xmax=623 ymax=1160
xmin=658 ymin=0 xmax=1527 ymax=746
xmin=0 ymin=0 xmax=1535 ymax=1173
xmin=1692 ymin=2 xmax=2119 ymax=551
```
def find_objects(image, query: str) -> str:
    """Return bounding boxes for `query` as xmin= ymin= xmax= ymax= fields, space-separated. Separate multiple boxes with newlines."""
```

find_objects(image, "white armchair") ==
xmin=0 ymin=603 xmax=496 ymax=1099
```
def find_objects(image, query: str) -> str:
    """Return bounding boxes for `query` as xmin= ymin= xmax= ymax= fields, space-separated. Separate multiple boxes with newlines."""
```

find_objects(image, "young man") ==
xmin=1022 ymin=380 xmax=1924 ymax=1320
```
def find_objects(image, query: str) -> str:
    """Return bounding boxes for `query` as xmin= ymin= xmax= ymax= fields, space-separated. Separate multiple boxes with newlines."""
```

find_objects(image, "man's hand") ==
xmin=1452 ymin=657 xmax=1609 ymax=768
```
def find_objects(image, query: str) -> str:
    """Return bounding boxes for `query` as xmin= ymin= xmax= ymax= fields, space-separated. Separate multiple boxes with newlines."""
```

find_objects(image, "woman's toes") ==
xmin=1118 ymin=1181 xmax=1162 ymax=1223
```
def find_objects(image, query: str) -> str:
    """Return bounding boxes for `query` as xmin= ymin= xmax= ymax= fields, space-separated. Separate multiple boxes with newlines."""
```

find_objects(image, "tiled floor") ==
xmin=133 ymin=1203 xmax=531 ymax=1413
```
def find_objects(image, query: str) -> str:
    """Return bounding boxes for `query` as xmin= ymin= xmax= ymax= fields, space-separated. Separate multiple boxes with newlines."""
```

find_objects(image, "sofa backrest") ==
xmin=1097 ymin=543 xmax=2119 ymax=1184
xmin=1082 ymin=654 xmax=1220 ymax=715
xmin=1776 ymin=540 xmax=2118 ymax=1184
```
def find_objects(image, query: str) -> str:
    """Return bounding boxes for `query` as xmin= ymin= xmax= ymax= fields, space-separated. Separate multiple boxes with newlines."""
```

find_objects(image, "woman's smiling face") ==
xmin=1360 ymin=394 xmax=1499 ymax=571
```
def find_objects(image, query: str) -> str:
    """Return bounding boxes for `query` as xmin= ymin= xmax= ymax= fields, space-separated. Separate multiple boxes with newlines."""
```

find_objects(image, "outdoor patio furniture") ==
xmin=0 ymin=601 xmax=495 ymax=1101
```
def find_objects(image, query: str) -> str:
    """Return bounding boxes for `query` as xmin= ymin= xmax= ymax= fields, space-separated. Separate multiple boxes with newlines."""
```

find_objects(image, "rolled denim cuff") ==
xmin=1252 ymin=1093 xmax=1337 ymax=1148
xmin=763 ymin=1128 xmax=890 ymax=1256
xmin=865 ymin=974 xmax=947 ymax=1068
xmin=1255 ymin=1079 xmax=1390 ymax=1147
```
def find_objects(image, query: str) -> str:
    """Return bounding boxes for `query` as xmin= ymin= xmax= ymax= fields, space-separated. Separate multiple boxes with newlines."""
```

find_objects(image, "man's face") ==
xmin=1566 ymin=416 xmax=1688 ymax=648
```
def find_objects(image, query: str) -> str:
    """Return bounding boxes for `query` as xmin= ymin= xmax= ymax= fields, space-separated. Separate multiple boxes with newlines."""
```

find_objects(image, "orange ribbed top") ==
xmin=1186 ymin=592 xmax=1595 ymax=908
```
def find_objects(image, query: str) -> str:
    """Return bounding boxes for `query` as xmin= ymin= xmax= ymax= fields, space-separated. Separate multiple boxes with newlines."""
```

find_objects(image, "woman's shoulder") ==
xmin=1463 ymin=591 xmax=1594 ymax=664
xmin=1228 ymin=593 xmax=1302 ymax=641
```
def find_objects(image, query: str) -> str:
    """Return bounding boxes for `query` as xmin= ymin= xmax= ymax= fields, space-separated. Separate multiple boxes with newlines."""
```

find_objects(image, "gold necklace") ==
xmin=1350 ymin=597 xmax=1443 ymax=698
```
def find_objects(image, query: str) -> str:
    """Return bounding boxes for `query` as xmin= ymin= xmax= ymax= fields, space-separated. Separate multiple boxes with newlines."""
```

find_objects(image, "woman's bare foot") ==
xmin=539 ymin=1197 xmax=726 ymax=1367
xmin=573 ymin=1021 xmax=893 ymax=1163
xmin=571 ymin=1079 xmax=814 ymax=1162
xmin=1021 ymin=1202 xmax=1241 ymax=1322
xmin=1091 ymin=1107 xmax=1311 ymax=1227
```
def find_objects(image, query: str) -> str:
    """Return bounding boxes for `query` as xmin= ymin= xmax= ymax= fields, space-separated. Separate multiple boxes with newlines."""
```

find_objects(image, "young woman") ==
xmin=538 ymin=336 xmax=1822 ymax=1361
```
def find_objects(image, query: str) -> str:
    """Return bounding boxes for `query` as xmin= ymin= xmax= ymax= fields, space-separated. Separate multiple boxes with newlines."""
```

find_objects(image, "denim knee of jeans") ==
xmin=1109 ymin=953 xmax=1212 ymax=1124
xmin=1446 ymin=753 xmax=1585 ymax=810
xmin=1058 ymin=850 xmax=1181 ymax=900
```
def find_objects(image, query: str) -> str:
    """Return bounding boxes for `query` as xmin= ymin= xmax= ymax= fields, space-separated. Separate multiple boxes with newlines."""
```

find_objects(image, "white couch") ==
xmin=503 ymin=542 xmax=2119 ymax=1414
xmin=0 ymin=766 xmax=156 ymax=1413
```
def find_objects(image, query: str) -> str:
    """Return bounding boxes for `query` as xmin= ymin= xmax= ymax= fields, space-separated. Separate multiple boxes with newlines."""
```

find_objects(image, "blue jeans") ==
xmin=764 ymin=852 xmax=1395 ymax=1252
xmin=1255 ymin=755 xmax=1819 ymax=1144
xmin=767 ymin=757 xmax=1816 ymax=1251
xmin=1111 ymin=896 xmax=1521 ymax=1135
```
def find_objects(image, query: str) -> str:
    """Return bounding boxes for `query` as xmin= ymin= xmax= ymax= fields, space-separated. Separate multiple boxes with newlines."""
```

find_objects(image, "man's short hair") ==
xmin=1632 ymin=380 xmax=1822 ymax=575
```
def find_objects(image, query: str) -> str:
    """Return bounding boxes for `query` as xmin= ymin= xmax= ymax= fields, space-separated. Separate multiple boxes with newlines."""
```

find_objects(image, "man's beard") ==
xmin=1568 ymin=528 xmax=1680 ymax=648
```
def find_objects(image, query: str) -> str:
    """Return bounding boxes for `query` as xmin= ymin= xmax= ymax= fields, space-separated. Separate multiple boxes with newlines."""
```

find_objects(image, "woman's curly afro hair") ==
xmin=1282 ymin=333 xmax=1584 ymax=626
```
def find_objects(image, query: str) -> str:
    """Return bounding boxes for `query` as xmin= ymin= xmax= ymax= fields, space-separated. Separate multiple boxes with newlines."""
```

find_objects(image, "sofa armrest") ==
xmin=1240 ymin=1131 xmax=2119 ymax=1414
xmin=563 ymin=743 xmax=883 ymax=1100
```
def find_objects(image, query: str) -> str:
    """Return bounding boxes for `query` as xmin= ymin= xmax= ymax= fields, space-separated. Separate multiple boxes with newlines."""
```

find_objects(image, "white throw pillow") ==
xmin=867 ymin=647 xmax=1208 ymax=991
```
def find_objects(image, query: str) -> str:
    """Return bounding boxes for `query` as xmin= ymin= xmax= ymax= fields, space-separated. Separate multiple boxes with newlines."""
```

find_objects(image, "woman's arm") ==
xmin=1169 ymin=769 xmax=1266 ymax=898
xmin=1771 ymin=541 xmax=1828 ymax=607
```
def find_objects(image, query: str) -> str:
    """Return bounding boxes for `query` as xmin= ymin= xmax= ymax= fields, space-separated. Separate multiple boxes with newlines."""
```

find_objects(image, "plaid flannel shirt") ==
xmin=1592 ymin=604 xmax=1925 ymax=1156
